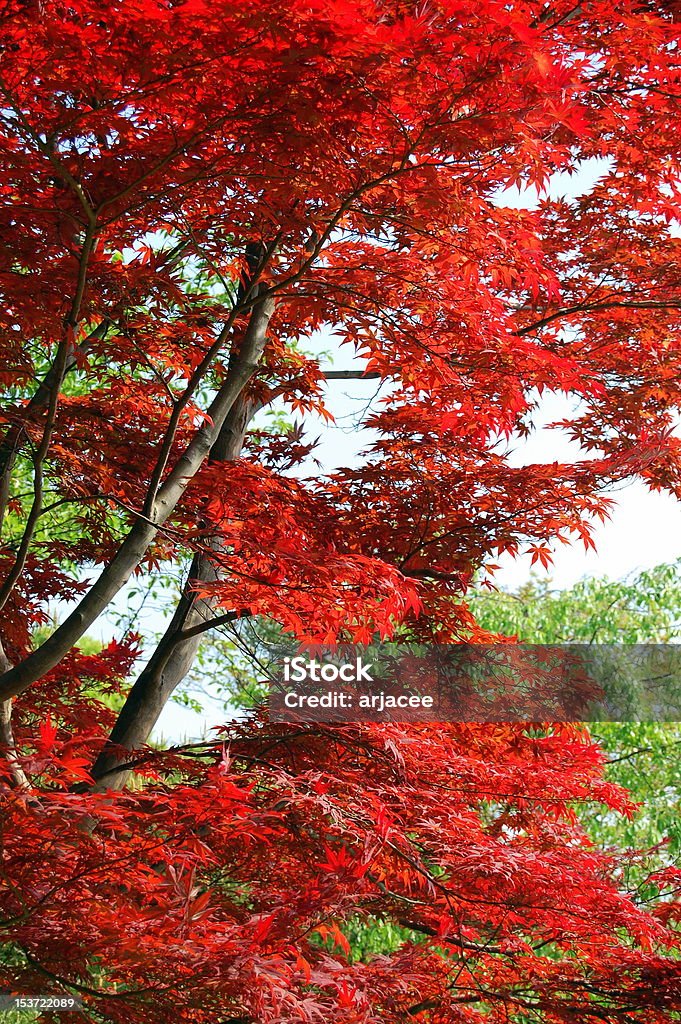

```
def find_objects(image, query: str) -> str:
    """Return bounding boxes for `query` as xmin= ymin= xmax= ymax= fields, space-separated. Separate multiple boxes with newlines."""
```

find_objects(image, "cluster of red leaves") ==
xmin=2 ymin=719 xmax=680 ymax=1024
xmin=185 ymin=460 xmax=422 ymax=642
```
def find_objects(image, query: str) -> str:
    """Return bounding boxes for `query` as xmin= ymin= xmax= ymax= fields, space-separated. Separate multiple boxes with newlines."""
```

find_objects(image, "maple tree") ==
xmin=1 ymin=0 xmax=681 ymax=1020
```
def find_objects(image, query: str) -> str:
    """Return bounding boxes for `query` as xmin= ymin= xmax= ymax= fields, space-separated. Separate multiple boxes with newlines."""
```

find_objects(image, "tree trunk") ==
xmin=90 ymin=393 xmax=257 ymax=790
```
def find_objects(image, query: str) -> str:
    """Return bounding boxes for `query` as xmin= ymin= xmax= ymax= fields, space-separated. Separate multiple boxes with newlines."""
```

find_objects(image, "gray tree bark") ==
xmin=89 ymin=394 xmax=257 ymax=790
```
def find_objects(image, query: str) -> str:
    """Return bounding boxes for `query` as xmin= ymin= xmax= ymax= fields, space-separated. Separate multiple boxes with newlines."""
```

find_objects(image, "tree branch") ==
xmin=142 ymin=237 xmax=278 ymax=519
xmin=0 ymin=295 xmax=275 ymax=702
xmin=322 ymin=370 xmax=382 ymax=380
xmin=175 ymin=608 xmax=250 ymax=643
xmin=0 ymin=340 xmax=67 ymax=612
xmin=516 ymin=298 xmax=681 ymax=337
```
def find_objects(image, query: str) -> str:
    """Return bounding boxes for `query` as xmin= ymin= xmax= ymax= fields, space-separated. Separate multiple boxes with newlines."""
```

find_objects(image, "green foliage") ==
xmin=471 ymin=563 xmax=681 ymax=879
xmin=588 ymin=722 xmax=681 ymax=866
xmin=471 ymin=561 xmax=681 ymax=643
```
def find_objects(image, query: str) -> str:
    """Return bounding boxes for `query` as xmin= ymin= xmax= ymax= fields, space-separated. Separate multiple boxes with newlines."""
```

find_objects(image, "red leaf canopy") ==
xmin=0 ymin=1 xmax=680 ymax=1021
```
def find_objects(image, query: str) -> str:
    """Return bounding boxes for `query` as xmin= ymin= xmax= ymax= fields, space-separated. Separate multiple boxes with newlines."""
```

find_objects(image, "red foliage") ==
xmin=3 ymin=720 xmax=681 ymax=1023
xmin=0 ymin=0 xmax=680 ymax=1020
